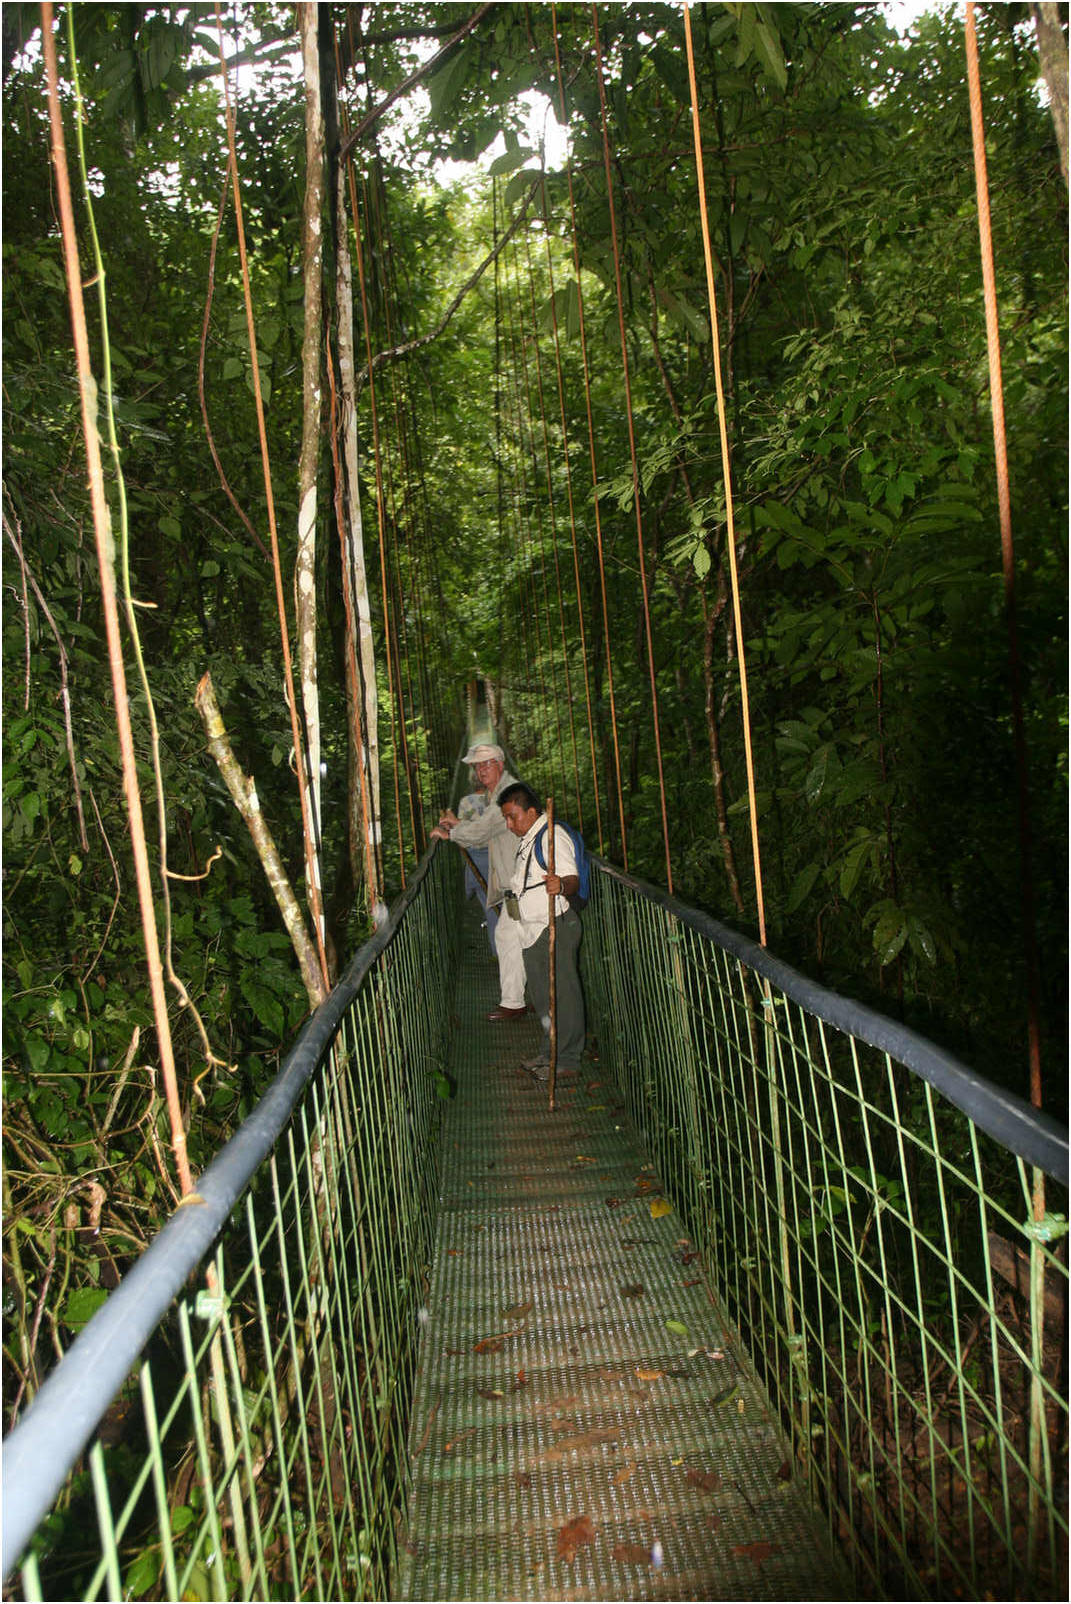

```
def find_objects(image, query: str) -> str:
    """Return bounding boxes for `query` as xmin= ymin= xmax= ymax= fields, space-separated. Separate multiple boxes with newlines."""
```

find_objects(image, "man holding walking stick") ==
xmin=499 ymin=783 xmax=586 ymax=1084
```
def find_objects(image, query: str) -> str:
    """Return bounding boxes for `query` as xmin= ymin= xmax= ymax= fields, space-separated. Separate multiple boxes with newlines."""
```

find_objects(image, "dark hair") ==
xmin=498 ymin=781 xmax=541 ymax=814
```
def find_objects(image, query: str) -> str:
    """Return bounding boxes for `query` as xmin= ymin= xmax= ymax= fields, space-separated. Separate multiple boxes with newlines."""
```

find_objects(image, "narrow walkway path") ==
xmin=396 ymin=903 xmax=849 ymax=1601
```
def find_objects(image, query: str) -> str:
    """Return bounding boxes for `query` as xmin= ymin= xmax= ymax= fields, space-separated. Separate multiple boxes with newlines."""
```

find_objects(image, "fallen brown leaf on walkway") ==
xmin=604 ymin=1196 xmax=623 ymax=1208
xmin=612 ymin=1542 xmax=651 ymax=1565
xmin=473 ymin=1327 xmax=524 ymax=1353
xmin=477 ymin=1387 xmax=505 ymax=1400
xmin=613 ymin=1460 xmax=636 ymax=1485
xmin=501 ymin=1299 xmax=534 ymax=1321
xmin=442 ymin=1427 xmax=477 ymax=1454
xmin=557 ymin=1515 xmax=595 ymax=1563
xmin=515 ymin=1470 xmax=532 ymax=1488
xmin=635 ymin=1366 xmax=663 ymax=1381
xmin=733 ymin=1540 xmax=778 ymax=1568
xmin=686 ymin=1468 xmax=721 ymax=1493
xmin=543 ymin=1428 xmax=618 ymax=1461
xmin=620 ymin=1282 xmax=645 ymax=1298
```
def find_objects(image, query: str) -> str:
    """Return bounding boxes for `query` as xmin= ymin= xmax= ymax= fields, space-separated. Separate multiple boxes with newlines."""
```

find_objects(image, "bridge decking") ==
xmin=395 ymin=903 xmax=850 ymax=1601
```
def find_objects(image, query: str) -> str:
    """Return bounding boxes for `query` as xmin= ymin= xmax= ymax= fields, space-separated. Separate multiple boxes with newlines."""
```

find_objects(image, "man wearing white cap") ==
xmin=431 ymin=743 xmax=528 ymax=1022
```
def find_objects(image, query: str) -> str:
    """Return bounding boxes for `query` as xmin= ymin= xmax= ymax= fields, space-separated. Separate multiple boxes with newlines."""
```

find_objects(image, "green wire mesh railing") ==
xmin=582 ymin=860 xmax=1069 ymax=1602
xmin=3 ymin=842 xmax=460 ymax=1602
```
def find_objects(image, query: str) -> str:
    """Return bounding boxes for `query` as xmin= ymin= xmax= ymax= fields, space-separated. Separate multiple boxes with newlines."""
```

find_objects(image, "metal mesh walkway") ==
xmin=395 ymin=904 xmax=851 ymax=1601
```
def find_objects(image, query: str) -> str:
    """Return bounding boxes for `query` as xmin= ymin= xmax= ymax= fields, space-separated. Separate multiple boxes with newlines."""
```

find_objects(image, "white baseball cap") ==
xmin=462 ymin=742 xmax=505 ymax=764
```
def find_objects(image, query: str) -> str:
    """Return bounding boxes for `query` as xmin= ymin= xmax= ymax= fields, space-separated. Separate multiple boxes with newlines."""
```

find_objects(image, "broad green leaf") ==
xmin=665 ymin=1318 xmax=689 ymax=1336
xmin=125 ymin=1546 xmax=163 ymax=1598
xmin=63 ymin=1286 xmax=109 ymax=1330
xmin=786 ymin=861 xmax=820 ymax=913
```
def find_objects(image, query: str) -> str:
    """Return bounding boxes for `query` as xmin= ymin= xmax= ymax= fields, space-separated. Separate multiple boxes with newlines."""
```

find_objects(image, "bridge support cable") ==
xmin=591 ymin=3 xmax=676 ymax=896
xmin=683 ymin=2 xmax=768 ymax=948
xmin=551 ymin=2 xmax=630 ymax=867
xmin=539 ymin=179 xmax=606 ymax=852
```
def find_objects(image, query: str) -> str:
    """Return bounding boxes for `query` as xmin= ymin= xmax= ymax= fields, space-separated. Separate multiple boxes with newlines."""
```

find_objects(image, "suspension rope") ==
xmin=684 ymin=2 xmax=768 ymax=945
xmin=506 ymin=227 xmax=571 ymax=804
xmin=963 ymin=3 xmax=1042 ymax=1111
xmin=539 ymin=184 xmax=606 ymax=853
xmin=505 ymin=249 xmax=560 ymax=792
xmin=522 ymin=223 xmax=585 ymax=829
xmin=213 ymin=5 xmax=330 ymax=986
xmin=550 ymin=5 xmax=629 ymax=865
xmin=591 ymin=3 xmax=674 ymax=894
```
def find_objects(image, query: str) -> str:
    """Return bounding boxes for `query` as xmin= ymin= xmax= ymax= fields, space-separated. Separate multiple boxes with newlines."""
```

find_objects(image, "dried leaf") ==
xmin=443 ymin=1427 xmax=476 ymax=1454
xmin=515 ymin=1470 xmax=532 ymax=1489
xmin=543 ymin=1428 xmax=618 ymax=1462
xmin=604 ymin=1196 xmax=623 ymax=1209
xmin=512 ymin=1368 xmax=527 ymax=1391
xmin=776 ymin=1460 xmax=792 ymax=1482
xmin=612 ymin=1542 xmax=652 ymax=1565
xmin=557 ymin=1514 xmax=596 ymax=1563
xmin=634 ymin=1177 xmax=657 ymax=1194
xmin=733 ymin=1540 xmax=778 ymax=1567
xmin=650 ymin=1197 xmax=673 ymax=1219
xmin=613 ymin=1461 xmax=637 ymax=1486
xmin=619 ymin=1282 xmax=645 ymax=1298
xmin=477 ymin=1388 xmax=505 ymax=1400
xmin=473 ymin=1326 xmax=524 ymax=1354
xmin=686 ymin=1468 xmax=721 ymax=1493
xmin=501 ymin=1299 xmax=534 ymax=1321
xmin=635 ymin=1366 xmax=663 ymax=1381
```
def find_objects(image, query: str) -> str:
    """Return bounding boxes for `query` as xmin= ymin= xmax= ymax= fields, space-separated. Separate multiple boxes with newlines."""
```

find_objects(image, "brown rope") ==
xmin=213 ymin=4 xmax=330 ymax=987
xmin=963 ymin=3 xmax=1043 ymax=1110
xmin=591 ymin=4 xmax=674 ymax=894
xmin=523 ymin=225 xmax=585 ymax=829
xmin=550 ymin=5 xmax=629 ymax=865
xmin=683 ymin=3 xmax=767 ymax=944
xmin=540 ymin=184 xmax=605 ymax=852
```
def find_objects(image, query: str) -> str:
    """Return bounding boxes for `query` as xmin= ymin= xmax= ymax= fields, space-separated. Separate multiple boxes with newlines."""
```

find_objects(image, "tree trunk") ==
xmin=334 ymin=161 xmax=383 ymax=901
xmin=195 ymin=674 xmax=327 ymax=1009
xmin=296 ymin=2 xmax=325 ymax=935
xmin=1032 ymin=3 xmax=1069 ymax=186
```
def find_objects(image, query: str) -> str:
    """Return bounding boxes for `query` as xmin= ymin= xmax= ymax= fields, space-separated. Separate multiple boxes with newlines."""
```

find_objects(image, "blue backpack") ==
xmin=533 ymin=820 xmax=591 ymax=911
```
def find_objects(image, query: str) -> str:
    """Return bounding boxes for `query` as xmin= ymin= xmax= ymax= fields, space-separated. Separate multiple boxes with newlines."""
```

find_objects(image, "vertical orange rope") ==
xmin=683 ymin=4 xmax=767 ymax=945
xmin=507 ymin=229 xmax=570 ymax=803
xmin=214 ymin=5 xmax=330 ymax=986
xmin=550 ymin=4 xmax=628 ymax=864
xmin=963 ymin=3 xmax=1042 ymax=1109
xmin=43 ymin=4 xmax=193 ymax=1197
xmin=499 ymin=206 xmax=549 ymax=767
xmin=591 ymin=3 xmax=673 ymax=894
xmin=523 ymin=225 xmax=585 ymax=827
xmin=540 ymin=185 xmax=605 ymax=851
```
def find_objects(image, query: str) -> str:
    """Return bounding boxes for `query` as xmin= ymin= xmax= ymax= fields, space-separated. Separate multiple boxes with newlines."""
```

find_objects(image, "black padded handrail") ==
xmin=593 ymin=856 xmax=1068 ymax=1187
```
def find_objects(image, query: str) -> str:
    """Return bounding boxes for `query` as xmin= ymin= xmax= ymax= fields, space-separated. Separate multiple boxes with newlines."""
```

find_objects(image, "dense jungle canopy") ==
xmin=2 ymin=2 xmax=1067 ymax=1397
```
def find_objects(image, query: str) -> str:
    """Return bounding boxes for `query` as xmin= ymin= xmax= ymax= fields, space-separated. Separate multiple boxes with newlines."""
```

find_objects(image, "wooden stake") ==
xmin=547 ymin=796 xmax=558 ymax=1111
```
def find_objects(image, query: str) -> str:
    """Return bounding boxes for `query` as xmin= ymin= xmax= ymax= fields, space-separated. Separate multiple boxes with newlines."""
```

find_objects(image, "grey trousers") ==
xmin=521 ymin=910 xmax=585 ymax=1066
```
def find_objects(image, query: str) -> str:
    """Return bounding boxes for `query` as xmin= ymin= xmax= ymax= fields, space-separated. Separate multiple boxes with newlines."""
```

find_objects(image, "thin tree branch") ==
xmin=194 ymin=672 xmax=328 ymax=1009
xmin=360 ymin=174 xmax=544 ymax=388
xmin=339 ymin=3 xmax=495 ymax=160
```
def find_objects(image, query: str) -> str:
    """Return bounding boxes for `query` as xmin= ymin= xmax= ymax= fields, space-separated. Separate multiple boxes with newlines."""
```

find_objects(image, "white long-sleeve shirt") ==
xmin=509 ymin=813 xmax=578 ymax=948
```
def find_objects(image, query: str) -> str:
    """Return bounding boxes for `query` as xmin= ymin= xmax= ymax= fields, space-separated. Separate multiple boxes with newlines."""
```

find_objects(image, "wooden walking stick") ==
xmin=546 ymin=795 xmax=558 ymax=1111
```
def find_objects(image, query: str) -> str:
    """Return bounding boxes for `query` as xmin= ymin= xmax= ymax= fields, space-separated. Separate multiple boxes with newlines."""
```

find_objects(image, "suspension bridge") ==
xmin=3 ymin=772 xmax=1067 ymax=1599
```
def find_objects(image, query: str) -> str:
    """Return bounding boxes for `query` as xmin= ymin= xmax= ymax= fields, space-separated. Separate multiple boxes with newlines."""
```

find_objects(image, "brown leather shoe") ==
xmin=487 ymin=1005 xmax=527 ymax=1022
